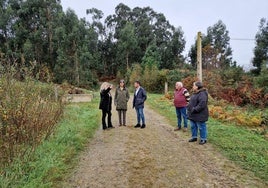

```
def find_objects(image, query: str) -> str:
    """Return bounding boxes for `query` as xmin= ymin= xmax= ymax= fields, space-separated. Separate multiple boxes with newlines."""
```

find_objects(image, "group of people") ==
xmin=99 ymin=80 xmax=147 ymax=130
xmin=99 ymin=79 xmax=209 ymax=145
xmin=173 ymin=81 xmax=209 ymax=145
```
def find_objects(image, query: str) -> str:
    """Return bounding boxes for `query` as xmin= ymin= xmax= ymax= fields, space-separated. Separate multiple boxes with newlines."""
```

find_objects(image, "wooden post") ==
xmin=197 ymin=32 xmax=202 ymax=82
xmin=164 ymin=81 xmax=168 ymax=94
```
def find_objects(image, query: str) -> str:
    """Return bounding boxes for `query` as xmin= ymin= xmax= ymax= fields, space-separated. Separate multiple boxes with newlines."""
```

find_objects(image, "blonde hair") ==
xmin=100 ymin=82 xmax=109 ymax=91
xmin=100 ymin=82 xmax=110 ymax=92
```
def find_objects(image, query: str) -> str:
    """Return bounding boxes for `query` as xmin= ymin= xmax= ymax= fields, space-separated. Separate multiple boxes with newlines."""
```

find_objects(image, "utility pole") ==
xmin=197 ymin=32 xmax=202 ymax=82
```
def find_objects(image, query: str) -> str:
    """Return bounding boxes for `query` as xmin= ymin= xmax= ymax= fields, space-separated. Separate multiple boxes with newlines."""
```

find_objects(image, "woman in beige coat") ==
xmin=114 ymin=80 xmax=130 ymax=126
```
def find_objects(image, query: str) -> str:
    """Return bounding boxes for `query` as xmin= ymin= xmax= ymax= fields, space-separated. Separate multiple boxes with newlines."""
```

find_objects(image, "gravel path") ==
xmin=64 ymin=96 xmax=266 ymax=188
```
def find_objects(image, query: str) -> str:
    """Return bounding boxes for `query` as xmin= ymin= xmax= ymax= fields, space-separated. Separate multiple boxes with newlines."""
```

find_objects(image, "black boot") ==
xmin=199 ymin=140 xmax=207 ymax=145
xmin=188 ymin=138 xmax=197 ymax=142
xmin=141 ymin=124 xmax=146 ymax=129
xmin=134 ymin=124 xmax=141 ymax=128
xmin=108 ymin=124 xmax=114 ymax=129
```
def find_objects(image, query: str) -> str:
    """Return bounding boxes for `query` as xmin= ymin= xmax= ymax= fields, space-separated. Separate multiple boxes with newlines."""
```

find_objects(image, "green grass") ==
xmin=147 ymin=93 xmax=268 ymax=183
xmin=0 ymin=98 xmax=100 ymax=188
xmin=1 ymin=93 xmax=267 ymax=187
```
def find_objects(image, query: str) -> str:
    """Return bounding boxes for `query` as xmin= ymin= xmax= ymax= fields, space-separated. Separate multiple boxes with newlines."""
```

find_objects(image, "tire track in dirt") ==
xmin=64 ymin=95 xmax=267 ymax=188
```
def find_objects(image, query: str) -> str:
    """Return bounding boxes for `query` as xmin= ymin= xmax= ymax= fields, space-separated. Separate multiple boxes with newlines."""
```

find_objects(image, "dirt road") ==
xmin=64 ymin=96 xmax=266 ymax=188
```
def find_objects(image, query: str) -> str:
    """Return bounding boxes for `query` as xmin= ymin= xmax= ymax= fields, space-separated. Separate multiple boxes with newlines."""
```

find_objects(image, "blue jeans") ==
xmin=190 ymin=120 xmax=207 ymax=140
xmin=175 ymin=107 xmax=188 ymax=128
xmin=135 ymin=107 xmax=145 ymax=125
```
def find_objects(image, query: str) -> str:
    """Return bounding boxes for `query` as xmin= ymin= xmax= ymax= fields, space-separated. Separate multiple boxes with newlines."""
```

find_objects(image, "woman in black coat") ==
xmin=99 ymin=82 xmax=114 ymax=130
xmin=187 ymin=81 xmax=209 ymax=145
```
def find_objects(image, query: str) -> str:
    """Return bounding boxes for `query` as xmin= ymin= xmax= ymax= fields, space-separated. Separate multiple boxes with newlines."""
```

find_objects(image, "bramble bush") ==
xmin=201 ymin=70 xmax=268 ymax=107
xmin=0 ymin=69 xmax=65 ymax=167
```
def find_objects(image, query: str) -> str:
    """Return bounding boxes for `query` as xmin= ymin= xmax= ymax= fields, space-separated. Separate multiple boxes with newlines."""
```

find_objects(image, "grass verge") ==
xmin=147 ymin=93 xmax=268 ymax=183
xmin=0 ymin=98 xmax=100 ymax=188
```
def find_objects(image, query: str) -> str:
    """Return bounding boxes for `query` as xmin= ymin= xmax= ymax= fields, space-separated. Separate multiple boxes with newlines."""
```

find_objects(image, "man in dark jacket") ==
xmin=187 ymin=81 xmax=209 ymax=145
xmin=133 ymin=81 xmax=147 ymax=128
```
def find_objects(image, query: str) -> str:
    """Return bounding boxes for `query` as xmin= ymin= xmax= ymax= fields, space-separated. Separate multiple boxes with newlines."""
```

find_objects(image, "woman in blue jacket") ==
xmin=187 ymin=81 xmax=209 ymax=145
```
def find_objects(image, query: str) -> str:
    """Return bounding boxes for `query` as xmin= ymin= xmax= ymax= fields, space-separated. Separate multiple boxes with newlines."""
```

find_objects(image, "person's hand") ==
xmin=109 ymin=84 xmax=113 ymax=89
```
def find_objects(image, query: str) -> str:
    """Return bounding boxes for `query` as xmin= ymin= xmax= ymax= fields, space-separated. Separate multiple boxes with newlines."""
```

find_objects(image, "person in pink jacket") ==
xmin=173 ymin=82 xmax=190 ymax=131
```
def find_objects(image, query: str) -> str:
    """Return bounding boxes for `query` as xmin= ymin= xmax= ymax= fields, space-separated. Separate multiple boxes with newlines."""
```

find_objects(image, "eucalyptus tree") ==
xmin=188 ymin=20 xmax=233 ymax=69
xmin=104 ymin=3 xmax=133 ymax=75
xmin=117 ymin=22 xmax=138 ymax=70
xmin=105 ymin=3 xmax=131 ymax=39
xmin=105 ymin=3 xmax=185 ymax=72
xmin=252 ymin=18 xmax=268 ymax=74
xmin=54 ymin=9 xmax=95 ymax=86
xmin=53 ymin=9 xmax=80 ymax=84
xmin=0 ymin=0 xmax=63 ymax=79
xmin=131 ymin=6 xmax=154 ymax=54
xmin=54 ymin=8 xmax=99 ymax=87
xmin=87 ymin=8 xmax=116 ymax=77
xmin=135 ymin=9 xmax=185 ymax=69
xmin=0 ymin=0 xmax=14 ymax=59
xmin=206 ymin=20 xmax=233 ymax=68
xmin=76 ymin=19 xmax=99 ymax=88
xmin=188 ymin=44 xmax=197 ymax=68
xmin=161 ymin=27 xmax=185 ymax=69
xmin=18 ymin=0 xmax=61 ymax=66
xmin=0 ymin=0 xmax=26 ymax=64
xmin=1 ymin=0 xmax=100 ymax=86
xmin=86 ymin=8 xmax=104 ymax=39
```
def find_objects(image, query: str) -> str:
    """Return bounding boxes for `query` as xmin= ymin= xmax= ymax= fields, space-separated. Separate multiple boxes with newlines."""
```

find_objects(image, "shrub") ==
xmin=0 ymin=72 xmax=65 ymax=166
xmin=254 ymin=65 xmax=268 ymax=93
xmin=142 ymin=64 xmax=166 ymax=93
xmin=167 ymin=69 xmax=195 ymax=91
xmin=129 ymin=64 xmax=143 ymax=85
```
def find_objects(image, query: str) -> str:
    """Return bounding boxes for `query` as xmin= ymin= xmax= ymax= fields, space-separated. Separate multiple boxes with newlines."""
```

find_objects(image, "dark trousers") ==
xmin=117 ymin=110 xmax=126 ymax=126
xmin=102 ymin=110 xmax=112 ymax=129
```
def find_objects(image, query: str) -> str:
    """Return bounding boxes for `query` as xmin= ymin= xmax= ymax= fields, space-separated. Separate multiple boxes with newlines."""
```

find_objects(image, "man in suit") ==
xmin=133 ymin=81 xmax=147 ymax=129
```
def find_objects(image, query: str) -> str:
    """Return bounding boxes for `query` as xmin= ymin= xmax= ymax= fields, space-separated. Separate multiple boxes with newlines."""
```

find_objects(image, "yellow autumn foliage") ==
xmin=209 ymin=104 xmax=262 ymax=127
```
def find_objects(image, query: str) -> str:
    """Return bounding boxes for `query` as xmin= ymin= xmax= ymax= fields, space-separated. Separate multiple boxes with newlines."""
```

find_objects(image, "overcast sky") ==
xmin=61 ymin=0 xmax=268 ymax=69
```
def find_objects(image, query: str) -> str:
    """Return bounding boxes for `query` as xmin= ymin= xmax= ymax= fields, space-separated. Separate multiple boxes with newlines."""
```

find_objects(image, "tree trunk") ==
xmin=75 ymin=50 xmax=79 ymax=86
xmin=73 ymin=40 xmax=79 ymax=85
xmin=126 ymin=51 xmax=129 ymax=70
xmin=46 ymin=6 xmax=53 ymax=69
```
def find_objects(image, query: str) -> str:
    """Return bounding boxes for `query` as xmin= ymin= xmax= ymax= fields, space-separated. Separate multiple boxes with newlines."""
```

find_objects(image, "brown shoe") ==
xmin=183 ymin=128 xmax=188 ymax=132
xmin=174 ymin=127 xmax=181 ymax=131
